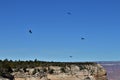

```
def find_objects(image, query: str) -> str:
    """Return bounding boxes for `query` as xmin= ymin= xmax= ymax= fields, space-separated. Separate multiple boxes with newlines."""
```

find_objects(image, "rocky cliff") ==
xmin=0 ymin=62 xmax=107 ymax=80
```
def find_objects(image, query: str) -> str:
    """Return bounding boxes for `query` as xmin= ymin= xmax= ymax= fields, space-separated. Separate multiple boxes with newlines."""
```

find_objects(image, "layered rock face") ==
xmin=10 ymin=63 xmax=107 ymax=80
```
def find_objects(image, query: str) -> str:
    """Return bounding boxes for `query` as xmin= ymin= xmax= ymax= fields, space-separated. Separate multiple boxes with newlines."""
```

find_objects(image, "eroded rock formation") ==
xmin=8 ymin=63 xmax=107 ymax=80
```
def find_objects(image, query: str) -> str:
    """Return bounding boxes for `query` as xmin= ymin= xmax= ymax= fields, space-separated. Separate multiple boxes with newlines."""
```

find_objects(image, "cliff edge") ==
xmin=0 ymin=61 xmax=107 ymax=80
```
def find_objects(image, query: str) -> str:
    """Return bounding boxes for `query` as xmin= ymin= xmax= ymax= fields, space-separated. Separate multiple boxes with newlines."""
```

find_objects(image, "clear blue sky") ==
xmin=0 ymin=0 xmax=120 ymax=62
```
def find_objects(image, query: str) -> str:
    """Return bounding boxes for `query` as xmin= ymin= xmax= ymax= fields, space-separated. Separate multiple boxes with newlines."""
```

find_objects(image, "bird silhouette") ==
xmin=81 ymin=37 xmax=85 ymax=40
xmin=29 ymin=29 xmax=32 ymax=34
xmin=69 ymin=56 xmax=72 ymax=58
xmin=67 ymin=12 xmax=71 ymax=15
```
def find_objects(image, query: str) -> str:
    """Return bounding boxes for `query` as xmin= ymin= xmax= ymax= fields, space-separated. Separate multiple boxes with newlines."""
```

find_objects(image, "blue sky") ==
xmin=0 ymin=0 xmax=120 ymax=62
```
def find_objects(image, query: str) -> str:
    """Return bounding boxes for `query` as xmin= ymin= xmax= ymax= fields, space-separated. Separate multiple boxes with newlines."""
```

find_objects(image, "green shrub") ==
xmin=60 ymin=67 xmax=66 ymax=73
xmin=48 ymin=69 xmax=54 ymax=74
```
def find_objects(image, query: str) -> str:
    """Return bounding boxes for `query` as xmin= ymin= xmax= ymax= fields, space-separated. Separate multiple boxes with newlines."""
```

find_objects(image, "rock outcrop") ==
xmin=7 ymin=63 xmax=107 ymax=80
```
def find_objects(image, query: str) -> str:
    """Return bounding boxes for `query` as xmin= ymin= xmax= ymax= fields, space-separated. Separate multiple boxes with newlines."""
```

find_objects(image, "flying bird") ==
xmin=81 ymin=37 xmax=85 ymax=40
xmin=29 ymin=29 xmax=32 ymax=34
xmin=69 ymin=56 xmax=72 ymax=58
xmin=67 ymin=12 xmax=72 ymax=15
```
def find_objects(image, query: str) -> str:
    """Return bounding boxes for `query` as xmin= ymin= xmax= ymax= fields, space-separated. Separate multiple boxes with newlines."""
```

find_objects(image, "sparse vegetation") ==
xmin=32 ymin=69 xmax=37 ymax=75
xmin=0 ymin=59 xmax=96 ymax=69
xmin=48 ymin=69 xmax=54 ymax=74
xmin=0 ymin=59 xmax=107 ymax=80
xmin=43 ymin=68 xmax=47 ymax=72
xmin=60 ymin=67 xmax=66 ymax=73
xmin=0 ymin=59 xmax=97 ymax=76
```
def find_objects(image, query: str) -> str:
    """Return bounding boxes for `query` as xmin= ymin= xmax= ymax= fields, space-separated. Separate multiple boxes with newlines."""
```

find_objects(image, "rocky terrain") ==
xmin=0 ymin=60 xmax=107 ymax=80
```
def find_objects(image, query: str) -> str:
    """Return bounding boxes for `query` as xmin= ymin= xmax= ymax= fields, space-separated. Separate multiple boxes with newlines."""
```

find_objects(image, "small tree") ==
xmin=48 ymin=69 xmax=54 ymax=74
xmin=43 ymin=68 xmax=47 ymax=72
xmin=32 ymin=69 xmax=37 ymax=75
xmin=60 ymin=67 xmax=66 ymax=73
xmin=23 ymin=67 xmax=27 ymax=72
